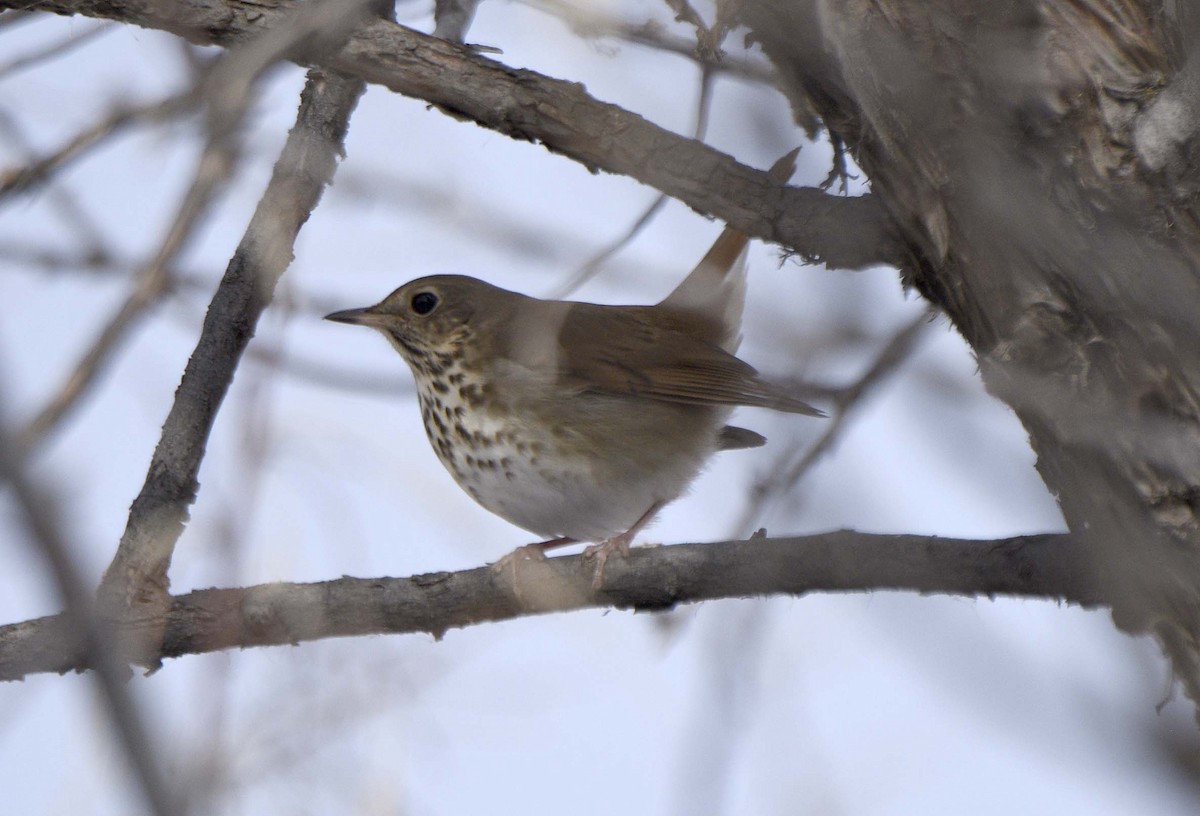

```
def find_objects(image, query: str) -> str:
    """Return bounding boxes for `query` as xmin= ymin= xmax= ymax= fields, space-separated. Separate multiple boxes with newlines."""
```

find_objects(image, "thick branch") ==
xmin=0 ymin=532 xmax=1097 ymax=680
xmin=8 ymin=1 xmax=901 ymax=271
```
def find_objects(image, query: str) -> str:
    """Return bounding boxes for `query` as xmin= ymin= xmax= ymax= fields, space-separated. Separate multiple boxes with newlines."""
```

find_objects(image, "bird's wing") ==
xmin=555 ymin=305 xmax=824 ymax=416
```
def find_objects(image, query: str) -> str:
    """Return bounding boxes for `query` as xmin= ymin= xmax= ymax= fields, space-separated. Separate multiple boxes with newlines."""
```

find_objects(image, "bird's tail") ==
xmin=659 ymin=148 xmax=800 ymax=353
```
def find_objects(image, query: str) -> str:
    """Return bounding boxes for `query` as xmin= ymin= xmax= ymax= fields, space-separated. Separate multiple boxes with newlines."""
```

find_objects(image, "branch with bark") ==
xmin=2 ymin=0 xmax=901 ymax=272
xmin=733 ymin=1 xmax=1200 ymax=717
xmin=4 ymin=0 xmax=1191 ymax=729
xmin=0 ymin=532 xmax=1096 ymax=681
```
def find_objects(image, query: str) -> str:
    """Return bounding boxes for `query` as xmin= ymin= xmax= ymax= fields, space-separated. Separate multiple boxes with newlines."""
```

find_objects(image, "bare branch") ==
xmin=739 ymin=308 xmax=937 ymax=531
xmin=14 ymin=0 xmax=375 ymax=460
xmin=0 ymin=107 xmax=112 ymax=255
xmin=14 ymin=90 xmax=241 ymax=457
xmin=7 ymin=0 xmax=902 ymax=270
xmin=96 ymin=68 xmax=367 ymax=630
xmin=0 ymin=531 xmax=1098 ymax=680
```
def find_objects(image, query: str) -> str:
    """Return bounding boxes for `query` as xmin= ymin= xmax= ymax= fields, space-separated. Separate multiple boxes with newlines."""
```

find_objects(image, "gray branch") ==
xmin=4 ymin=0 xmax=902 ymax=271
xmin=0 ymin=532 xmax=1098 ymax=681
xmin=96 ymin=67 xmax=366 ymax=640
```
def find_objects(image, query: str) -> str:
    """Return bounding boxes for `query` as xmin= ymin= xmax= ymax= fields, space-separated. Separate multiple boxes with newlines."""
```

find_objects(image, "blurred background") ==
xmin=2 ymin=1 xmax=1198 ymax=813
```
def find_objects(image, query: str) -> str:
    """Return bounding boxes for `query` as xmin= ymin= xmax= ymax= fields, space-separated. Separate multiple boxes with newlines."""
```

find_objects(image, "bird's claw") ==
xmin=583 ymin=534 xmax=633 ymax=589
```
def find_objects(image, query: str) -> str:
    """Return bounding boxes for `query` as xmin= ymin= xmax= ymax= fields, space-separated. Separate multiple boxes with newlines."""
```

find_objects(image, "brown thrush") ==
xmin=326 ymin=154 xmax=821 ymax=574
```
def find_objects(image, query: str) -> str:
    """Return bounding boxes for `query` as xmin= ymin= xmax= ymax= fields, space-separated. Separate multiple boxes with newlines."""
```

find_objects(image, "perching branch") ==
xmin=6 ymin=0 xmax=902 ymax=271
xmin=0 ymin=531 xmax=1098 ymax=681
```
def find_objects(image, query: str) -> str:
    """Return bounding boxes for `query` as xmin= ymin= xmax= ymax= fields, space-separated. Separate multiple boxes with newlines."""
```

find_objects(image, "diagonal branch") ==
xmin=0 ymin=19 xmax=112 ymax=79
xmin=547 ymin=63 xmax=717 ymax=298
xmin=7 ymin=0 xmax=902 ymax=271
xmin=739 ymin=308 xmax=937 ymax=532
xmin=97 ymin=68 xmax=367 ymax=631
xmin=0 ymin=531 xmax=1099 ymax=681
xmin=11 ymin=0 xmax=378 ymax=460
xmin=0 ymin=92 xmax=195 ymax=200
xmin=0 ymin=400 xmax=180 ymax=815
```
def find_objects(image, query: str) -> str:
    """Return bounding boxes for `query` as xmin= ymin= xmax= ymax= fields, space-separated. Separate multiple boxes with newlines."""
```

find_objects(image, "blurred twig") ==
xmin=520 ymin=0 xmax=776 ymax=84
xmin=0 ymin=106 xmax=113 ymax=256
xmin=0 ymin=91 xmax=196 ymax=199
xmin=249 ymin=344 xmax=413 ymax=396
xmin=738 ymin=307 xmax=937 ymax=531
xmin=0 ymin=391 xmax=182 ymax=816
xmin=0 ymin=19 xmax=112 ymax=79
xmin=433 ymin=0 xmax=479 ymax=43
xmin=15 ymin=0 xmax=375 ymax=461
xmin=181 ymin=300 xmax=286 ymax=808
xmin=13 ymin=89 xmax=243 ymax=457
xmin=9 ymin=0 xmax=900 ymax=270
xmin=547 ymin=64 xmax=716 ymax=298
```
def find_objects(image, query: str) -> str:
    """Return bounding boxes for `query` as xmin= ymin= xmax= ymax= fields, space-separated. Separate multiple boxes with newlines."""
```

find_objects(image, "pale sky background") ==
xmin=2 ymin=2 xmax=1198 ymax=814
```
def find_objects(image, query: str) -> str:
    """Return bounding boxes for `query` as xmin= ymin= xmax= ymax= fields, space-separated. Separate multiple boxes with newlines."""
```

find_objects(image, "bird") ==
xmin=325 ymin=151 xmax=822 ymax=580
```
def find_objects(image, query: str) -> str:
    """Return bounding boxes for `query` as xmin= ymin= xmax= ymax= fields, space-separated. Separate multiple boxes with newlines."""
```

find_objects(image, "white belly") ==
xmin=415 ymin=383 xmax=722 ymax=542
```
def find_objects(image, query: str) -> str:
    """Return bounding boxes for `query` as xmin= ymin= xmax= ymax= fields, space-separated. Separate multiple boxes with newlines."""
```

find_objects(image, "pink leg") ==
xmin=491 ymin=536 xmax=578 ymax=592
xmin=583 ymin=502 xmax=664 ymax=589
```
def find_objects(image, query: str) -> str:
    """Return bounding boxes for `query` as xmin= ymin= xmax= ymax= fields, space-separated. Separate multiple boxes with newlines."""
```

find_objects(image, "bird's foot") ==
xmin=492 ymin=537 xmax=575 ymax=600
xmin=583 ymin=532 xmax=634 ymax=590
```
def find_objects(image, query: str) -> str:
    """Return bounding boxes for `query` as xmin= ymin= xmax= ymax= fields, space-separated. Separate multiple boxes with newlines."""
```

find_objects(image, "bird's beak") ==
xmin=324 ymin=306 xmax=388 ymax=327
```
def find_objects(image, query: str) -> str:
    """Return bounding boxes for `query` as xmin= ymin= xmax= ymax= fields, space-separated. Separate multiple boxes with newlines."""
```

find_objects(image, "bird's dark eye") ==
xmin=411 ymin=291 xmax=439 ymax=315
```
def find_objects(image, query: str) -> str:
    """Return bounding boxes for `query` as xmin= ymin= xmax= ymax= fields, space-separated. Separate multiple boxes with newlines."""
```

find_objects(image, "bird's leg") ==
xmin=583 ymin=502 xmax=664 ymax=589
xmin=491 ymin=536 xmax=577 ymax=593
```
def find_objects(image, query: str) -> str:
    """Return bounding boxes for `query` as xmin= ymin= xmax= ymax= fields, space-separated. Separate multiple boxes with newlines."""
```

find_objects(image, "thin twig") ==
xmin=3 ymin=0 xmax=900 ymax=270
xmin=14 ymin=0 xmax=375 ymax=459
xmin=519 ymin=0 xmax=776 ymax=84
xmin=547 ymin=64 xmax=716 ymax=299
xmin=0 ymin=19 xmax=112 ymax=79
xmin=14 ymin=88 xmax=240 ymax=456
xmin=0 ymin=389 xmax=181 ymax=816
xmin=0 ymin=91 xmax=195 ymax=199
xmin=0 ymin=106 xmax=113 ymax=255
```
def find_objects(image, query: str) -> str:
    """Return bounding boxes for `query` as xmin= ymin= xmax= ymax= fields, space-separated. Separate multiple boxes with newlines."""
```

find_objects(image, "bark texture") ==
xmin=740 ymin=0 xmax=1200 ymax=706
xmin=0 ymin=533 xmax=1094 ymax=680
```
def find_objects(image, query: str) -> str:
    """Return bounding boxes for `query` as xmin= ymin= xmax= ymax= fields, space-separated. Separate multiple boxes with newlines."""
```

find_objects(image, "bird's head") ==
xmin=325 ymin=275 xmax=515 ymax=375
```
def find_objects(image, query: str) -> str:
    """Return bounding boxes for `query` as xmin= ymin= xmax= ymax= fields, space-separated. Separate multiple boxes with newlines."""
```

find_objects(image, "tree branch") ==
xmin=0 ymin=531 xmax=1098 ymax=681
xmin=6 ymin=0 xmax=902 ymax=271
xmin=97 ymin=67 xmax=366 ymax=632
